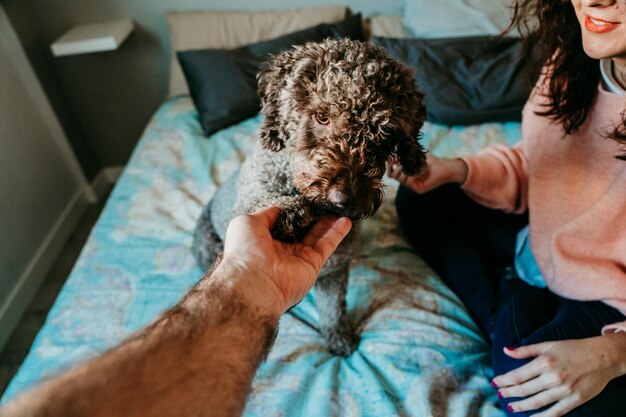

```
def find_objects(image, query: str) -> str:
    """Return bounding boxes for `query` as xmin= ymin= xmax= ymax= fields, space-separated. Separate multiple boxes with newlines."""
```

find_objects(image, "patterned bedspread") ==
xmin=2 ymin=97 xmax=521 ymax=416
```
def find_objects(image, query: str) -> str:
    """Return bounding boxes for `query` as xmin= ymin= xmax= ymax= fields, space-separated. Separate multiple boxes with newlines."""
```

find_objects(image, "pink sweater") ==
xmin=459 ymin=81 xmax=626 ymax=334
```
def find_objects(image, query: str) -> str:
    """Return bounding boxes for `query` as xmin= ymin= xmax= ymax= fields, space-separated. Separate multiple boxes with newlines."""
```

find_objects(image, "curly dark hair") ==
xmin=509 ymin=0 xmax=626 ymax=159
xmin=257 ymin=38 xmax=427 ymax=219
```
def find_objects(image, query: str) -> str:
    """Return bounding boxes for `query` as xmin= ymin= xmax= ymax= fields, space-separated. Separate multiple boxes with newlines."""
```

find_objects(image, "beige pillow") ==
xmin=367 ymin=15 xmax=411 ymax=38
xmin=166 ymin=7 xmax=349 ymax=97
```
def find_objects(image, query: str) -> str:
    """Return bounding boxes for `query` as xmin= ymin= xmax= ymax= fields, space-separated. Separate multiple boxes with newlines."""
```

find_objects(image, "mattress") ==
xmin=2 ymin=97 xmax=521 ymax=416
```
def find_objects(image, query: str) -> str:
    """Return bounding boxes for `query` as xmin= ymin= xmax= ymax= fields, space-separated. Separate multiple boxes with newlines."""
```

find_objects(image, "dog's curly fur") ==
xmin=193 ymin=38 xmax=427 ymax=356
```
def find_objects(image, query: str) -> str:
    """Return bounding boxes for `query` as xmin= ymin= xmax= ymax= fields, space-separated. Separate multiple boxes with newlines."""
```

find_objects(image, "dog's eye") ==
xmin=314 ymin=113 xmax=331 ymax=125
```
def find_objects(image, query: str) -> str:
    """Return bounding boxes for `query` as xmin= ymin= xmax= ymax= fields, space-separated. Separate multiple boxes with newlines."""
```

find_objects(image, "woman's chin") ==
xmin=582 ymin=39 xmax=626 ymax=62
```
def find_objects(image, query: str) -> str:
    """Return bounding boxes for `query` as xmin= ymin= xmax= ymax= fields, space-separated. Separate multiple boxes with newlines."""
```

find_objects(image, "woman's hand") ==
xmin=493 ymin=335 xmax=626 ymax=417
xmin=386 ymin=154 xmax=468 ymax=194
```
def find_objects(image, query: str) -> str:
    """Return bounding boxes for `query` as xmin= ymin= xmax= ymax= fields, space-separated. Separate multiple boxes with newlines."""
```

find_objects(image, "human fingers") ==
xmin=389 ymin=165 xmax=421 ymax=192
xmin=301 ymin=216 xmax=352 ymax=261
xmin=503 ymin=344 xmax=549 ymax=360
xmin=387 ymin=156 xmax=399 ymax=166
xmin=387 ymin=161 xmax=405 ymax=179
xmin=393 ymin=166 xmax=405 ymax=179
xmin=493 ymin=355 xmax=546 ymax=388
xmin=525 ymin=394 xmax=582 ymax=417
xmin=498 ymin=373 xmax=559 ymax=399
xmin=507 ymin=385 xmax=570 ymax=413
xmin=385 ymin=157 xmax=397 ymax=176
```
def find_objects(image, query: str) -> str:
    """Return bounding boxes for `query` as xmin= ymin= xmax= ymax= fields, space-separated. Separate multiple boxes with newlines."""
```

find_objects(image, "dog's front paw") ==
xmin=272 ymin=219 xmax=296 ymax=243
xmin=271 ymin=214 xmax=298 ymax=243
xmin=271 ymin=206 xmax=315 ymax=243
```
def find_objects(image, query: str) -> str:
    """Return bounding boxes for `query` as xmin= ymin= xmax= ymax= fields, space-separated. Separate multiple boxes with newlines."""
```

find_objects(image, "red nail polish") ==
xmin=507 ymin=404 xmax=515 ymax=412
xmin=491 ymin=380 xmax=498 ymax=388
xmin=497 ymin=391 xmax=503 ymax=398
xmin=505 ymin=346 xmax=516 ymax=351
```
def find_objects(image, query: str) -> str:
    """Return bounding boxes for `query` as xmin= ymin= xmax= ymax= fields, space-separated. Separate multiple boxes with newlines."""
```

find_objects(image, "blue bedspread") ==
xmin=2 ymin=97 xmax=521 ymax=416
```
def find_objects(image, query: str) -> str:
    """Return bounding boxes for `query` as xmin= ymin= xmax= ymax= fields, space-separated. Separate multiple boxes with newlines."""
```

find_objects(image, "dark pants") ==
xmin=395 ymin=184 xmax=626 ymax=416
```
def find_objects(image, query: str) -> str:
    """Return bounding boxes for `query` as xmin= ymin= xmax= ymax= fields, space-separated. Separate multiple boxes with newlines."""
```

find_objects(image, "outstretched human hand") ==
xmin=221 ymin=206 xmax=352 ymax=315
xmin=493 ymin=335 xmax=626 ymax=417
xmin=387 ymin=154 xmax=468 ymax=194
xmin=0 ymin=206 xmax=351 ymax=417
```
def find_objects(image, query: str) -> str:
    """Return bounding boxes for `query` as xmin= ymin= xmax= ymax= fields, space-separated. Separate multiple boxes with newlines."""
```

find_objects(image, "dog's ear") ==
xmin=257 ymin=51 xmax=294 ymax=152
xmin=395 ymin=133 xmax=427 ymax=176
xmin=390 ymin=61 xmax=428 ymax=176
xmin=258 ymin=43 xmax=321 ymax=152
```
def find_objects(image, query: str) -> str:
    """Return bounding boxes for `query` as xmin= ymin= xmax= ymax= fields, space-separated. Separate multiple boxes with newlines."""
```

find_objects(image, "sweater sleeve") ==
xmin=458 ymin=143 xmax=529 ymax=214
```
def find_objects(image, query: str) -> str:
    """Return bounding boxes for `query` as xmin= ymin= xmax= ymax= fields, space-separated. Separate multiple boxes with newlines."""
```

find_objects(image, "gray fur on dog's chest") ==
xmin=212 ymin=142 xmax=298 ymax=240
xmin=237 ymin=143 xmax=296 ymax=205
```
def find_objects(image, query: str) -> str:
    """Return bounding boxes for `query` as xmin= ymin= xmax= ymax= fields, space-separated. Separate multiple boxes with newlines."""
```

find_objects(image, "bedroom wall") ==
xmin=0 ymin=5 xmax=93 ymax=350
xmin=2 ymin=0 xmax=404 ymax=173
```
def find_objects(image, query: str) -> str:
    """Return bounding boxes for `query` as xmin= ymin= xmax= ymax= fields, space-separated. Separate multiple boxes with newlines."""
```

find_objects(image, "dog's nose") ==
xmin=328 ymin=188 xmax=348 ymax=207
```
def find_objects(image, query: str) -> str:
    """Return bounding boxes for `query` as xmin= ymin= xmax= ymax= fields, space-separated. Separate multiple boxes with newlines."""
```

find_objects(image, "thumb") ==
xmin=302 ymin=216 xmax=352 ymax=261
xmin=503 ymin=343 xmax=548 ymax=359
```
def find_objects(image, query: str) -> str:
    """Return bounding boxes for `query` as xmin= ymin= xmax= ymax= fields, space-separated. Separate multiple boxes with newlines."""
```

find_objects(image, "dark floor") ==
xmin=0 ymin=190 xmax=110 ymax=397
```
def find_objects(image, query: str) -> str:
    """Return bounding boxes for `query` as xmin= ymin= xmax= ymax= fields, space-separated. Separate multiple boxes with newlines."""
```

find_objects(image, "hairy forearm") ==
xmin=1 ymin=262 xmax=279 ymax=417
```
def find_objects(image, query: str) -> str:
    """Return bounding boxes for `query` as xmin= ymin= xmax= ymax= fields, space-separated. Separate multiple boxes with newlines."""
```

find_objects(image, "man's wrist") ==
xmin=208 ymin=259 xmax=285 ymax=320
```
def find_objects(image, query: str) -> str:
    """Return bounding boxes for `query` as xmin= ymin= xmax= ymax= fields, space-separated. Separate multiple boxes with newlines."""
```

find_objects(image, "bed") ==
xmin=2 ymin=5 xmax=528 ymax=416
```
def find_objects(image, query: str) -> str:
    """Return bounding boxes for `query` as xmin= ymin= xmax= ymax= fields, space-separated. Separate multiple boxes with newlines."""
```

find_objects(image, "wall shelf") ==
xmin=51 ymin=19 xmax=134 ymax=57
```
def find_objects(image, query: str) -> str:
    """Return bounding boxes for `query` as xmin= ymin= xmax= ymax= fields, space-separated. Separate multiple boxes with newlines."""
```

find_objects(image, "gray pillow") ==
xmin=178 ymin=14 xmax=363 ymax=136
xmin=373 ymin=36 xmax=535 ymax=125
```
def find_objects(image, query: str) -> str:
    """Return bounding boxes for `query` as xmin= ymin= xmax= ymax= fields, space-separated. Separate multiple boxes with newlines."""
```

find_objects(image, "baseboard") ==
xmin=0 ymin=166 xmax=125 ymax=351
xmin=0 ymin=188 xmax=92 ymax=351
xmin=90 ymin=165 xmax=124 ymax=201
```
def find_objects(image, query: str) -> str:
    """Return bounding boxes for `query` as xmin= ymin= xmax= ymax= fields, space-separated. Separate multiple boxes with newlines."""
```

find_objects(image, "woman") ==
xmin=389 ymin=1 xmax=626 ymax=416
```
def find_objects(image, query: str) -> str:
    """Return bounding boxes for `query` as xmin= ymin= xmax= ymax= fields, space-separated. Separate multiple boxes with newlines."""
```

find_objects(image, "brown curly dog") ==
xmin=193 ymin=38 xmax=427 ymax=356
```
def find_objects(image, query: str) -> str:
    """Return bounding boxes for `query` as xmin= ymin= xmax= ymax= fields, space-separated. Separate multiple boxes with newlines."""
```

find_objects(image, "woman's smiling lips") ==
xmin=585 ymin=15 xmax=620 ymax=33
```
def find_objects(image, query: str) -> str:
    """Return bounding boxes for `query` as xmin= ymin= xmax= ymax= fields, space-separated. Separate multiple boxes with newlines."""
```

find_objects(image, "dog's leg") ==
xmin=316 ymin=264 xmax=357 ymax=357
xmin=315 ymin=228 xmax=359 ymax=357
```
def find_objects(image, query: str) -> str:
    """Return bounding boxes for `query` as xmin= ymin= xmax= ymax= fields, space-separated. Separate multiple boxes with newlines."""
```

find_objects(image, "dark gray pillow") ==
xmin=178 ymin=14 xmax=363 ymax=136
xmin=373 ymin=36 xmax=535 ymax=125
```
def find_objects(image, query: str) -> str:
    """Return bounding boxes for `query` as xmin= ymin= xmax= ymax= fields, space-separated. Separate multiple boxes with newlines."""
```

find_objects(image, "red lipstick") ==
xmin=585 ymin=15 xmax=619 ymax=33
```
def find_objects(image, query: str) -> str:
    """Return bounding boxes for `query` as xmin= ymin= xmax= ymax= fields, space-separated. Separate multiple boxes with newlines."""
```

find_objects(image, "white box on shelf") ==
xmin=51 ymin=19 xmax=134 ymax=57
